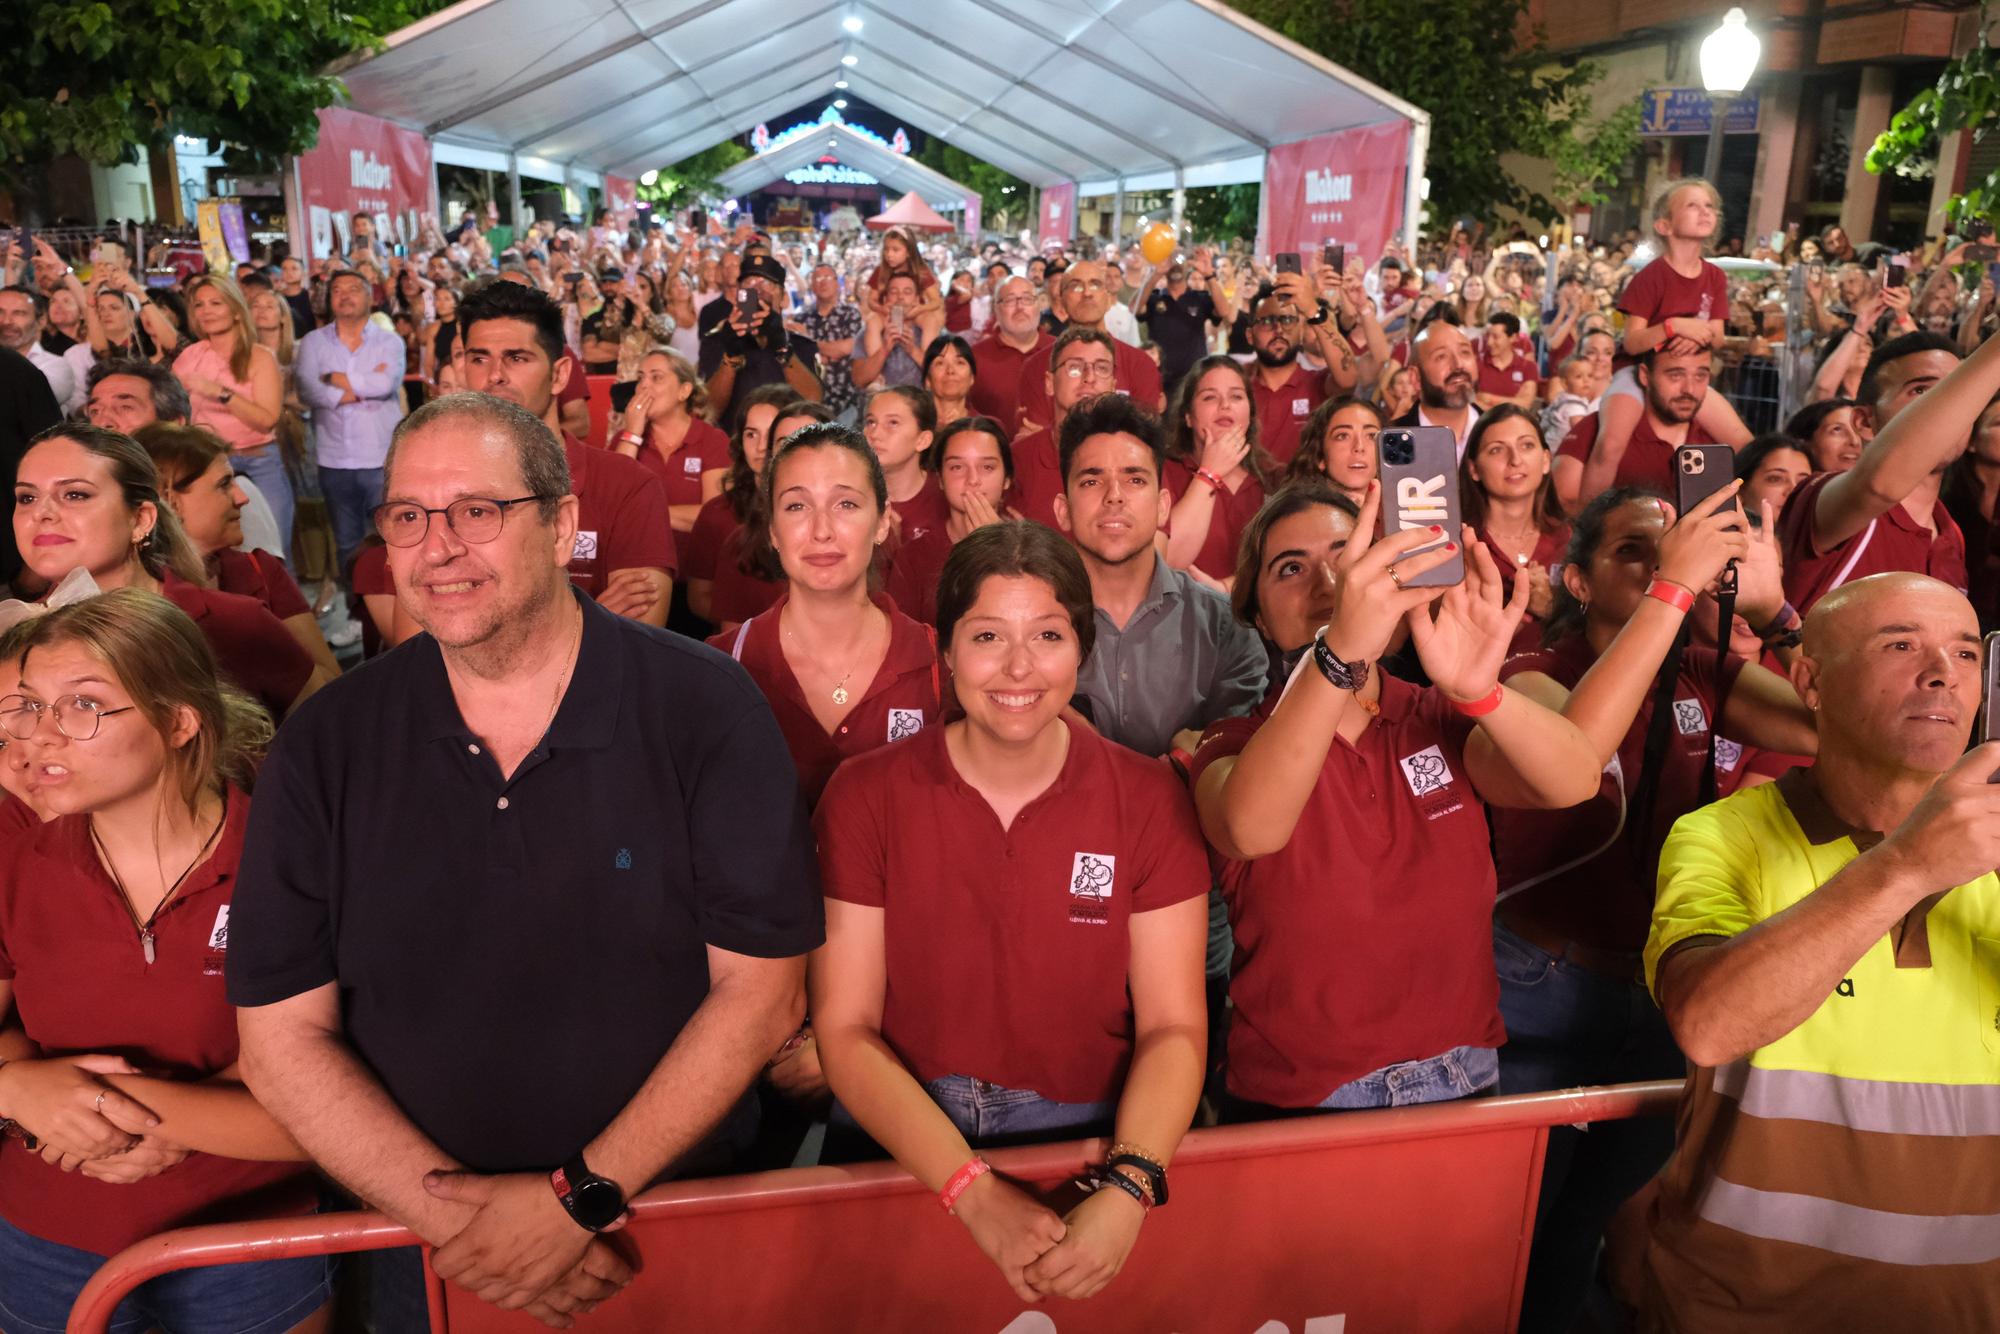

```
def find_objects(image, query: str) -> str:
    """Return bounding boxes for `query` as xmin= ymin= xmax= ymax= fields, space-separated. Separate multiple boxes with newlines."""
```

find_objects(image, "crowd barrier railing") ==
xmin=68 ymin=1079 xmax=1682 ymax=1334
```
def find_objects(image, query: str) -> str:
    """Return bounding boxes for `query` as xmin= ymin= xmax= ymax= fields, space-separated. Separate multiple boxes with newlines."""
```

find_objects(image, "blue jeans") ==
xmin=0 ymin=1211 xmax=333 ymax=1334
xmin=1314 ymin=1044 xmax=1498 ymax=1110
xmin=318 ymin=464 xmax=385 ymax=576
xmin=829 ymin=1075 xmax=1114 ymax=1153
xmin=1494 ymin=920 xmax=1682 ymax=1333
xmin=233 ymin=445 xmax=295 ymax=560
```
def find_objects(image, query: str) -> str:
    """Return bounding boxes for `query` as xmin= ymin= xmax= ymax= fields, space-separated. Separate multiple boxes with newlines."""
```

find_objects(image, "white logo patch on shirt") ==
xmin=1292 ymin=397 xmax=1311 ymax=417
xmin=1399 ymin=745 xmax=1454 ymax=797
xmin=683 ymin=456 xmax=703 ymax=474
xmin=1068 ymin=852 xmax=1115 ymax=925
xmin=207 ymin=905 xmax=231 ymax=952
xmin=572 ymin=531 xmax=599 ymax=561
xmin=1714 ymin=737 xmax=1743 ymax=772
xmin=1672 ymin=698 xmax=1708 ymax=736
xmin=887 ymin=708 xmax=924 ymax=743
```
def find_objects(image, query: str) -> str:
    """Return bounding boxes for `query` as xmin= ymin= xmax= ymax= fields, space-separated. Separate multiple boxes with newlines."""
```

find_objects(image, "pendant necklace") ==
xmin=92 ymin=806 xmax=226 ymax=965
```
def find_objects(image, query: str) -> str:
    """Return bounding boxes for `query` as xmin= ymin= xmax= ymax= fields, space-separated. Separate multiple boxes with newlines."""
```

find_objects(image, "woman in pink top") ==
xmin=172 ymin=277 xmax=290 ymax=553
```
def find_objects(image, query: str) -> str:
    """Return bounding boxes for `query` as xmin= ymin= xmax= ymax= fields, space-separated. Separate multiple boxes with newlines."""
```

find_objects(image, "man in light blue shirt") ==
xmin=296 ymin=270 xmax=406 ymax=572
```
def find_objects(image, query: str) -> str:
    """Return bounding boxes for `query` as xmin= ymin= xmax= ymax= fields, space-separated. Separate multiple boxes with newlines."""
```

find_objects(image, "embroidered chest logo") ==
xmin=1399 ymin=746 xmax=1453 ymax=797
xmin=1672 ymin=698 xmax=1707 ymax=736
xmin=1068 ymin=852 xmax=1115 ymax=925
xmin=1713 ymin=737 xmax=1743 ymax=772
xmin=683 ymin=456 xmax=703 ymax=474
xmin=572 ymin=530 xmax=600 ymax=561
xmin=1292 ymin=397 xmax=1310 ymax=417
xmin=207 ymin=905 xmax=231 ymax=951
xmin=614 ymin=848 xmax=632 ymax=870
xmin=886 ymin=708 xmax=924 ymax=743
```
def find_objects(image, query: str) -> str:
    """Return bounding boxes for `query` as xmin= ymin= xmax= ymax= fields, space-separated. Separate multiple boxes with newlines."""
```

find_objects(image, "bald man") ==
xmin=1392 ymin=320 xmax=1479 ymax=458
xmin=1012 ymin=260 xmax=1163 ymax=434
xmin=1643 ymin=572 xmax=2000 ymax=1330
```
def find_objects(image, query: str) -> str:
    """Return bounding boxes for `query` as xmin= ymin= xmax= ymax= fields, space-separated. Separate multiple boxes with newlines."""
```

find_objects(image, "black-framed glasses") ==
xmin=1252 ymin=315 xmax=1302 ymax=330
xmin=371 ymin=495 xmax=549 ymax=548
xmin=0 ymin=694 xmax=137 ymax=742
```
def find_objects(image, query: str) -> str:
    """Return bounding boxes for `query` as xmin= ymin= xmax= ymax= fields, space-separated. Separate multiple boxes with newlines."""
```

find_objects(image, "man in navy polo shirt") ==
xmin=229 ymin=393 xmax=820 ymax=1326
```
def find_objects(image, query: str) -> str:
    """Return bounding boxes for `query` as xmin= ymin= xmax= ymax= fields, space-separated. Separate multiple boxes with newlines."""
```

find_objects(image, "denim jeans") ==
xmin=233 ymin=445 xmax=295 ymax=559
xmin=1315 ymin=1044 xmax=1498 ymax=1110
xmin=0 ymin=1211 xmax=333 ymax=1334
xmin=829 ymin=1074 xmax=1114 ymax=1155
xmin=1494 ymin=920 xmax=1683 ymax=1333
xmin=318 ymin=464 xmax=386 ymax=576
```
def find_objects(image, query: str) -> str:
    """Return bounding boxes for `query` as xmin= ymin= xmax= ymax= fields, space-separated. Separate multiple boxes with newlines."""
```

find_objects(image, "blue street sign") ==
xmin=1641 ymin=88 xmax=1761 ymax=137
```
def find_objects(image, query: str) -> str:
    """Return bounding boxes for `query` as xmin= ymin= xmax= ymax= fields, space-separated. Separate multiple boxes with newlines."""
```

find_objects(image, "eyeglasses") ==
xmin=372 ymin=495 xmax=549 ymax=548
xmin=1056 ymin=362 xmax=1117 ymax=384
xmin=1251 ymin=315 xmax=1302 ymax=330
xmin=1061 ymin=279 xmax=1107 ymax=295
xmin=0 ymin=694 xmax=137 ymax=742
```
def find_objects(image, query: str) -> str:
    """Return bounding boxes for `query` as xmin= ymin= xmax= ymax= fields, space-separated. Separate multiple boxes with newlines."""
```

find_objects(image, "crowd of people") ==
xmin=0 ymin=170 xmax=1993 ymax=1334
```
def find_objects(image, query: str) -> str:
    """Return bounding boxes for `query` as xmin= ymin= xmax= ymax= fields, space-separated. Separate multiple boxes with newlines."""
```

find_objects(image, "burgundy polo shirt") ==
xmin=1493 ymin=635 xmax=1747 ymax=953
xmin=968 ymin=331 xmax=1054 ymax=434
xmin=885 ymin=526 xmax=952 ymax=626
xmin=1777 ymin=471 xmax=1969 ymax=616
xmin=681 ymin=495 xmax=783 ymax=629
xmin=1012 ymin=338 xmax=1164 ymax=435
xmin=1478 ymin=524 xmax=1570 ymax=656
xmin=891 ymin=474 xmax=951 ymax=545
xmin=1007 ymin=429 xmax=1065 ymax=532
xmin=563 ymin=434 xmax=678 ymax=587
xmin=160 ymin=574 xmax=313 ymax=718
xmin=710 ymin=592 xmax=943 ymax=806
xmin=1163 ymin=460 xmax=1266 ymax=582
xmin=1615 ymin=258 xmax=1728 ymax=370
xmin=1557 ymin=409 xmax=1713 ymax=498
xmin=631 ymin=418 xmax=732 ymax=510
xmin=0 ymin=789 xmax=313 ymax=1254
xmin=1191 ymin=676 xmax=1503 ymax=1107
xmin=556 ymin=350 xmax=590 ymax=410
xmin=1476 ymin=352 xmax=1537 ymax=405
xmin=1251 ymin=364 xmax=1327 ymax=468
xmin=209 ymin=548 xmax=312 ymax=621
xmin=816 ymin=715 xmax=1209 ymax=1103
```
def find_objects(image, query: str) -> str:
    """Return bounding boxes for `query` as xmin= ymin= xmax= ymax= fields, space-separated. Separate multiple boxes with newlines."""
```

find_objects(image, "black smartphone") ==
xmin=1674 ymin=444 xmax=1739 ymax=520
xmin=563 ymin=271 xmax=581 ymax=287
xmin=1275 ymin=252 xmax=1303 ymax=277
xmin=1884 ymin=262 xmax=1908 ymax=289
xmin=735 ymin=284 xmax=764 ymax=321
xmin=1968 ymin=244 xmax=1998 ymax=263
xmin=1377 ymin=426 xmax=1464 ymax=587
xmin=1324 ymin=243 xmax=1345 ymax=275
xmin=1983 ymin=632 xmax=2000 ymax=775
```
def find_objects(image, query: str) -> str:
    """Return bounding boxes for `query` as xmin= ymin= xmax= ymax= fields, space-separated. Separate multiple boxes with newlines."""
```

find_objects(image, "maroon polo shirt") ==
xmin=631 ymin=418 xmax=732 ymax=510
xmin=349 ymin=543 xmax=392 ymax=658
xmin=1013 ymin=337 xmax=1164 ymax=435
xmin=1615 ymin=257 xmax=1728 ymax=370
xmin=208 ymin=548 xmax=312 ymax=621
xmin=1557 ymin=409 xmax=1713 ymax=499
xmin=0 ymin=789 xmax=314 ymax=1254
xmin=1191 ymin=675 xmax=1503 ymax=1107
xmin=1251 ymin=363 xmax=1327 ymax=468
xmin=710 ymin=592 xmax=943 ymax=806
xmin=681 ymin=495 xmax=783 ymax=629
xmin=563 ymin=434 xmax=678 ymax=587
xmin=816 ymin=715 xmax=1209 ymax=1103
xmin=890 ymin=474 xmax=951 ymax=546
xmin=885 ymin=525 xmax=952 ymax=626
xmin=968 ymin=330 xmax=1054 ymax=434
xmin=1007 ymin=429 xmax=1065 ymax=532
xmin=160 ymin=574 xmax=313 ymax=718
xmin=1476 ymin=351 xmax=1538 ymax=404
xmin=1493 ymin=636 xmax=1747 ymax=953
xmin=1477 ymin=524 xmax=1570 ymax=656
xmin=1776 ymin=471 xmax=1969 ymax=617
xmin=1163 ymin=459 xmax=1266 ymax=582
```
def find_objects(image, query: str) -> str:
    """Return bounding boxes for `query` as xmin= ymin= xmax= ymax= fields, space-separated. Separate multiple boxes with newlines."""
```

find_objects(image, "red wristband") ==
xmin=1645 ymin=579 xmax=1695 ymax=613
xmin=1449 ymin=684 xmax=1505 ymax=718
xmin=1194 ymin=468 xmax=1226 ymax=493
xmin=939 ymin=1158 xmax=990 ymax=1213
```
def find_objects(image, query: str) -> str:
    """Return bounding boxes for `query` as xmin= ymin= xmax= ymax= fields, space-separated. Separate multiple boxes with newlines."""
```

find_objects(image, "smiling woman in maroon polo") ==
xmin=813 ymin=522 xmax=1208 ymax=1304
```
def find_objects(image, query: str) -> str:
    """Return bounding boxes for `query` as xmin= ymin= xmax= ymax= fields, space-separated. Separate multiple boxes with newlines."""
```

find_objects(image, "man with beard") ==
xmin=1557 ymin=345 xmax=1715 ymax=508
xmin=1245 ymin=270 xmax=1354 ymax=468
xmin=1012 ymin=260 xmax=1163 ymax=434
xmin=968 ymin=275 xmax=1052 ymax=432
xmin=1392 ymin=319 xmax=1479 ymax=456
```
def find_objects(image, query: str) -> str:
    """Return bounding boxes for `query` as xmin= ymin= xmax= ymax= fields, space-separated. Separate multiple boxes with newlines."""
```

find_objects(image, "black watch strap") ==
xmin=551 ymin=1152 xmax=627 ymax=1232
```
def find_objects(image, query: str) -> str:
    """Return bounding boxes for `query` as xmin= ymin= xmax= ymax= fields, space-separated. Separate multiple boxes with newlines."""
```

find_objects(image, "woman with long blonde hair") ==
xmin=172 ymin=277 xmax=292 ymax=553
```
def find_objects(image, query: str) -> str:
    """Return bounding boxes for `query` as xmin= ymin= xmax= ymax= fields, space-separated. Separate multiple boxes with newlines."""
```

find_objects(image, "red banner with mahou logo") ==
xmin=294 ymin=106 xmax=434 ymax=261
xmin=1259 ymin=123 xmax=1409 ymax=266
xmin=1039 ymin=181 xmax=1076 ymax=251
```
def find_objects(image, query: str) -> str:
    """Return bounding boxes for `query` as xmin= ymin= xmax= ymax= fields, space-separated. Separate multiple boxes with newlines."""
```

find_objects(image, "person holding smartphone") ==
xmin=1191 ymin=480 xmax=1603 ymax=1117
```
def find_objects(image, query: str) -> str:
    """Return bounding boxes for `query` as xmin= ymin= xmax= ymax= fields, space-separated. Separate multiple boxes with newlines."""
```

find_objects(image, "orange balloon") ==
xmin=1139 ymin=223 xmax=1177 ymax=265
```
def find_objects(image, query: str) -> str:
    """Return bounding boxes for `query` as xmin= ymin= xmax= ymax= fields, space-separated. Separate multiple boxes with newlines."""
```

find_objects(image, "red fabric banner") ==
xmin=295 ymin=107 xmax=435 ymax=261
xmin=602 ymin=174 xmax=637 ymax=219
xmin=1260 ymin=123 xmax=1409 ymax=266
xmin=1039 ymin=182 xmax=1076 ymax=251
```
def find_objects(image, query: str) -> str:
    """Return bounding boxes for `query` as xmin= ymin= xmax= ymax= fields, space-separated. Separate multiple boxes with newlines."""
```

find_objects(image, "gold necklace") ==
xmin=786 ymin=614 xmax=878 ymax=707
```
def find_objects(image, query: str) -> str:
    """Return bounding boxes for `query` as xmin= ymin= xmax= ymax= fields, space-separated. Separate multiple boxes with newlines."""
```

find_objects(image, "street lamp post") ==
xmin=1700 ymin=8 xmax=1762 ymax=181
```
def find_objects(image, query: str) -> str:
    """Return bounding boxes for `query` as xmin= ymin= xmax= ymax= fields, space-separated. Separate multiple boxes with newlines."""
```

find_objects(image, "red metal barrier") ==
xmin=584 ymin=374 xmax=618 ymax=448
xmin=68 ymin=1080 xmax=1681 ymax=1334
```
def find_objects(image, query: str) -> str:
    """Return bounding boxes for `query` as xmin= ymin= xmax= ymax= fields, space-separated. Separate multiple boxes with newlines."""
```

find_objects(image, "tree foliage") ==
xmin=2 ymin=0 xmax=448 ymax=173
xmin=911 ymin=140 xmax=1028 ymax=230
xmin=1865 ymin=4 xmax=1999 ymax=230
xmin=1548 ymin=97 xmax=1645 ymax=210
xmin=1234 ymin=0 xmax=1618 ymax=228
xmin=1183 ymin=184 xmax=1262 ymax=243
xmin=635 ymin=141 xmax=753 ymax=211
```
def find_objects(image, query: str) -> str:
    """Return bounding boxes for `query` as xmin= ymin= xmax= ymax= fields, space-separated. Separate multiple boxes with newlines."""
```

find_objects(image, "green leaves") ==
xmin=1867 ymin=2 xmax=2000 ymax=226
xmin=2 ymin=0 xmax=453 ymax=179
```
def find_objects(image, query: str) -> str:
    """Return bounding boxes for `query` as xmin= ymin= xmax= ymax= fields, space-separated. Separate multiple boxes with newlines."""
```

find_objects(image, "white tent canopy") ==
xmin=334 ymin=0 xmax=1426 ymax=236
xmin=712 ymin=119 xmax=976 ymax=213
